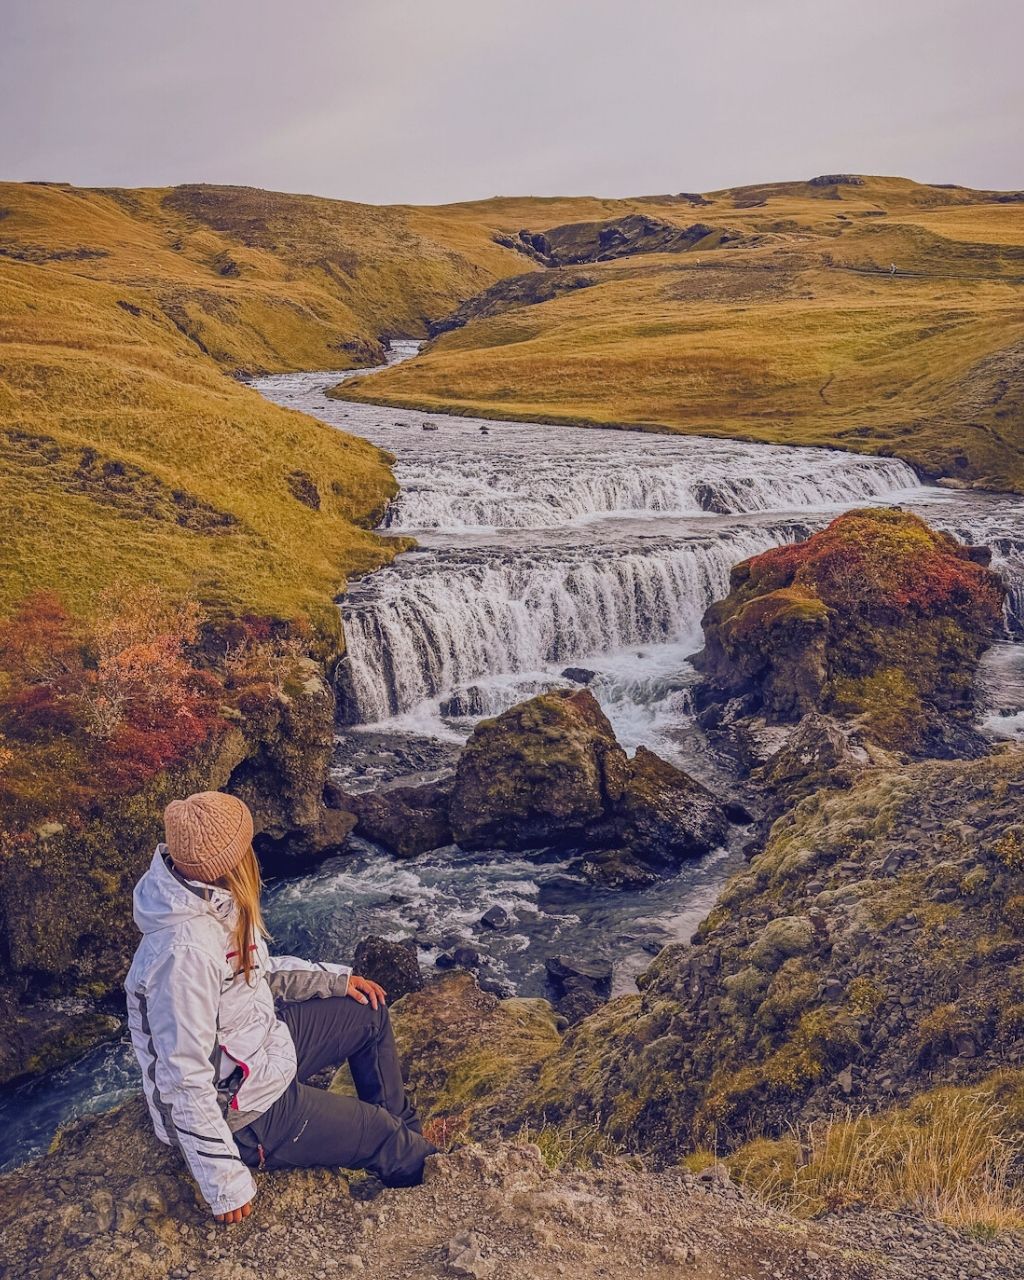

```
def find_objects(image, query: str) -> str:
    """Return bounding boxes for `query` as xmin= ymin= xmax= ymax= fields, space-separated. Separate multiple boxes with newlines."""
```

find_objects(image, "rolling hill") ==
xmin=336 ymin=175 xmax=1024 ymax=493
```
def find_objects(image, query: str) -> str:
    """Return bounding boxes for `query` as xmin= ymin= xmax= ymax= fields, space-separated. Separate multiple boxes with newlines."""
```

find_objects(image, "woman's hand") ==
xmin=214 ymin=1201 xmax=252 ymax=1225
xmin=346 ymin=974 xmax=387 ymax=1009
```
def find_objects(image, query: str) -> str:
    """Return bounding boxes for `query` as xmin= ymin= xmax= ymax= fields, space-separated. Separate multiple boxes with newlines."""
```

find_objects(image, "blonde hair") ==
xmin=217 ymin=846 xmax=270 ymax=983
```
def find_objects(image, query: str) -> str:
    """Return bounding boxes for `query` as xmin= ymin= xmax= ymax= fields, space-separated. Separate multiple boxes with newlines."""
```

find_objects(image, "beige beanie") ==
xmin=164 ymin=792 xmax=254 ymax=883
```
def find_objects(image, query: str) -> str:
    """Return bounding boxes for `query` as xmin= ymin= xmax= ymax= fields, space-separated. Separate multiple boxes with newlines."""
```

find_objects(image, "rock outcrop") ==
xmin=430 ymin=267 xmax=599 ymax=335
xmin=520 ymin=743 xmax=1024 ymax=1158
xmin=0 ymin=657 xmax=352 ymax=1085
xmin=448 ymin=689 xmax=730 ymax=881
xmin=694 ymin=508 xmax=1005 ymax=756
xmin=496 ymin=214 xmax=734 ymax=268
xmin=389 ymin=970 xmax=563 ymax=1133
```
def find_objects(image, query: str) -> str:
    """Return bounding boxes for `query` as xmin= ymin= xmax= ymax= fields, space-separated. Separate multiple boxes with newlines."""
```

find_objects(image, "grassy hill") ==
xmin=0 ymin=181 xmax=539 ymax=624
xmin=3 ymin=173 xmax=1023 ymax=630
xmin=335 ymin=175 xmax=1024 ymax=493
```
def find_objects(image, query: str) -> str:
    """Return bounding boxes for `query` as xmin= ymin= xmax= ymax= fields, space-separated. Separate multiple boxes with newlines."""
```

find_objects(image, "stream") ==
xmin=4 ymin=340 xmax=1024 ymax=1169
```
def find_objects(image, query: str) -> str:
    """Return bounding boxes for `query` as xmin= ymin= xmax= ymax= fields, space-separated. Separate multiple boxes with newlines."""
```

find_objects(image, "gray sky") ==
xmin=2 ymin=0 xmax=1020 ymax=204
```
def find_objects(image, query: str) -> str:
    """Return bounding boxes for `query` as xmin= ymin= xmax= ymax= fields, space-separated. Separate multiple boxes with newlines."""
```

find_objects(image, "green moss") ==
xmin=756 ymin=959 xmax=819 ymax=1031
xmin=831 ymin=666 xmax=927 ymax=749
xmin=847 ymin=976 xmax=885 ymax=1016
xmin=993 ymin=826 xmax=1024 ymax=871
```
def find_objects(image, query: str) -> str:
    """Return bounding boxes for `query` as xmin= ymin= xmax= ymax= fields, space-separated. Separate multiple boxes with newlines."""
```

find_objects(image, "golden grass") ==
xmin=0 ymin=179 xmax=543 ymax=626
xmin=717 ymin=1077 xmax=1024 ymax=1233
xmin=2 ymin=180 xmax=674 ymax=627
xmin=0 ymin=258 xmax=402 ymax=629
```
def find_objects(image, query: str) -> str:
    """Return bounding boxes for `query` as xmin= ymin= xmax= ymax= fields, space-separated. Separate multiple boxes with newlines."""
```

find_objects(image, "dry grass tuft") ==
xmin=723 ymin=1085 xmax=1024 ymax=1233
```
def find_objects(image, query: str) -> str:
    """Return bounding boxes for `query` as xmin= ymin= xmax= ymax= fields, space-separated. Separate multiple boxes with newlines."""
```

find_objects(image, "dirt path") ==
xmin=1 ymin=1099 xmax=1021 ymax=1280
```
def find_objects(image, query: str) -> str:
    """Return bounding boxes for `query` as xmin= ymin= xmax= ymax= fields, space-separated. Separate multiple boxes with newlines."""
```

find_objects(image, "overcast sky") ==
xmin=1 ymin=0 xmax=1020 ymax=204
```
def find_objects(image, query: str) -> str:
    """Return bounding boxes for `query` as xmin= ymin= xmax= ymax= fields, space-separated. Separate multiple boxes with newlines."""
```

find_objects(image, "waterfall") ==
xmin=339 ymin=523 xmax=810 ymax=723
xmin=383 ymin=448 xmax=920 ymax=532
xmin=993 ymin=548 xmax=1024 ymax=635
xmin=249 ymin=360 xmax=1024 ymax=730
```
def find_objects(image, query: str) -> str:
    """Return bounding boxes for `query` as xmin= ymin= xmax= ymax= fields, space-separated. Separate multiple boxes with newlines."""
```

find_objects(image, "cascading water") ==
xmin=339 ymin=524 xmax=814 ymax=723
xmin=382 ymin=445 xmax=920 ymax=532
xmin=254 ymin=348 xmax=1024 ymax=750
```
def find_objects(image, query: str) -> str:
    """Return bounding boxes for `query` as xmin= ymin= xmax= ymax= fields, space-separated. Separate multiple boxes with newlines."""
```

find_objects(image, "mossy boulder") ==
xmin=449 ymin=689 xmax=621 ymax=850
xmin=448 ymin=690 xmax=729 ymax=878
xmin=694 ymin=508 xmax=1005 ymax=754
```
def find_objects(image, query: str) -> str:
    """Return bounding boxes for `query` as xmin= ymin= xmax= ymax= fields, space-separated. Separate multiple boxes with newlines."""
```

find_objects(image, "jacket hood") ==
xmin=133 ymin=844 xmax=235 ymax=936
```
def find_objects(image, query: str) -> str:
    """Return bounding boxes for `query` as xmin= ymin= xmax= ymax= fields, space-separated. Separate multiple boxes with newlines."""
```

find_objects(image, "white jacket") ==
xmin=125 ymin=846 xmax=351 ymax=1215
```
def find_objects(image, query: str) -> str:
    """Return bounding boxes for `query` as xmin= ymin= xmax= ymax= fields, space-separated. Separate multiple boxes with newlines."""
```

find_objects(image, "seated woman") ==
xmin=125 ymin=791 xmax=436 ymax=1224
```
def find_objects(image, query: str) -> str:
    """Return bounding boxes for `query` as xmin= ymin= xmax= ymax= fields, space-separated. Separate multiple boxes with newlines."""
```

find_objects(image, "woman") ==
xmin=125 ymin=791 xmax=436 ymax=1224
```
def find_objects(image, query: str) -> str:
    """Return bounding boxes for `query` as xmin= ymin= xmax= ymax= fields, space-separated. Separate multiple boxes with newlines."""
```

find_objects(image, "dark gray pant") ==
xmin=234 ymin=996 xmax=437 ymax=1186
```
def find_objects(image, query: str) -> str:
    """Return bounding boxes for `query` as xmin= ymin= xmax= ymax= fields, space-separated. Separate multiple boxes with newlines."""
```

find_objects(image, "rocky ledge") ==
xmin=0 ymin=656 xmax=354 ymax=1087
xmin=3 ymin=991 xmax=1022 ymax=1280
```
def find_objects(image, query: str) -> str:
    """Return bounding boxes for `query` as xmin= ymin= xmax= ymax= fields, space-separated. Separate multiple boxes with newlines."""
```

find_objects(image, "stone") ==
xmin=545 ymin=955 xmax=613 ymax=993
xmin=603 ymin=746 xmax=730 ymax=864
xmin=480 ymin=906 xmax=510 ymax=931
xmin=692 ymin=509 xmax=1005 ymax=756
xmin=560 ymin=667 xmax=597 ymax=685
xmin=440 ymin=687 xmax=488 ymax=718
xmin=335 ymin=778 xmax=453 ymax=858
xmin=449 ymin=689 xmax=729 ymax=872
xmin=449 ymin=690 xmax=620 ymax=851
xmin=352 ymin=935 xmax=423 ymax=1002
xmin=574 ymin=849 xmax=661 ymax=889
xmin=545 ymin=955 xmax=613 ymax=1025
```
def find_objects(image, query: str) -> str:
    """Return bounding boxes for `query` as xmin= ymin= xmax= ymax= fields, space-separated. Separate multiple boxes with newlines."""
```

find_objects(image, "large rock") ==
xmin=694 ymin=509 xmax=1005 ymax=755
xmin=335 ymin=777 xmax=453 ymax=857
xmin=449 ymin=690 xmax=622 ymax=851
xmin=352 ymin=934 xmax=424 ymax=1001
xmin=604 ymin=745 xmax=730 ymax=863
xmin=229 ymin=656 xmax=353 ymax=867
xmin=448 ymin=690 xmax=730 ymax=877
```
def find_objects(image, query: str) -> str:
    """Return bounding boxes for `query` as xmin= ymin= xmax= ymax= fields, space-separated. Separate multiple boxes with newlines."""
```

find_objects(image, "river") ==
xmin=3 ymin=340 xmax=1024 ymax=1168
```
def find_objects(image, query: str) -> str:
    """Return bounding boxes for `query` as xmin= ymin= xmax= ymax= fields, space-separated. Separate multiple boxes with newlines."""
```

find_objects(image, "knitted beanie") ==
xmin=164 ymin=791 xmax=254 ymax=883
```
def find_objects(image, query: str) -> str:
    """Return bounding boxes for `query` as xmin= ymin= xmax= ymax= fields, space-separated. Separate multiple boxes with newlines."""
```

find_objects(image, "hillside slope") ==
xmin=337 ymin=175 xmax=1024 ymax=492
xmin=1 ymin=181 xmax=705 ymax=621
